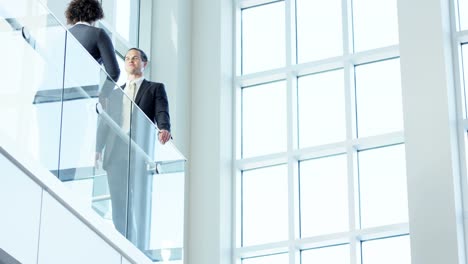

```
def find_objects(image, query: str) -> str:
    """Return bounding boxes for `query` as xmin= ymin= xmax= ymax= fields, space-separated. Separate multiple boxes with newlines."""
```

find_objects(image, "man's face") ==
xmin=125 ymin=49 xmax=147 ymax=75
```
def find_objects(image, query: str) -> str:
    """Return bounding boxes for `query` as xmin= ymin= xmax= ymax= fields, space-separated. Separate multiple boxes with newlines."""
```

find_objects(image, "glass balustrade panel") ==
xmin=0 ymin=1 xmax=66 ymax=173
xmin=59 ymin=31 xmax=104 ymax=183
xmin=60 ymin=32 xmax=133 ymax=237
xmin=147 ymin=166 xmax=185 ymax=262
xmin=93 ymin=81 xmax=133 ymax=237
xmin=128 ymin=100 xmax=185 ymax=261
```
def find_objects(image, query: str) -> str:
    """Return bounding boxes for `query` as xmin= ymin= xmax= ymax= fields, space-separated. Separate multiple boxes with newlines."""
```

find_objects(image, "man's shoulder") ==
xmin=143 ymin=79 xmax=163 ymax=85
xmin=142 ymin=79 xmax=165 ymax=89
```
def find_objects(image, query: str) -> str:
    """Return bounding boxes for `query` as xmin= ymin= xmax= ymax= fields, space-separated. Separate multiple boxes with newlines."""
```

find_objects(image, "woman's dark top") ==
xmin=69 ymin=24 xmax=120 ymax=82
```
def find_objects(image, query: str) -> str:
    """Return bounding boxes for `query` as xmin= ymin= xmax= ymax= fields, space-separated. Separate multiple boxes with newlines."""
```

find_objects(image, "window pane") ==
xmin=362 ymin=236 xmax=411 ymax=264
xmin=298 ymin=70 xmax=346 ymax=148
xmin=242 ymin=81 xmax=287 ymax=158
xmin=355 ymin=59 xmax=403 ymax=137
xmin=102 ymin=0 xmax=139 ymax=45
xmin=300 ymin=155 xmax=348 ymax=237
xmin=302 ymin=244 xmax=350 ymax=264
xmin=359 ymin=145 xmax=408 ymax=228
xmin=115 ymin=0 xmax=131 ymax=41
xmin=242 ymin=165 xmax=288 ymax=246
xmin=296 ymin=0 xmax=342 ymax=63
xmin=460 ymin=44 xmax=468 ymax=118
xmin=242 ymin=253 xmax=289 ymax=264
xmin=116 ymin=55 xmax=127 ymax=85
xmin=462 ymin=131 xmax=468 ymax=205
xmin=458 ymin=0 xmax=468 ymax=30
xmin=352 ymin=0 xmax=399 ymax=52
xmin=242 ymin=2 xmax=285 ymax=74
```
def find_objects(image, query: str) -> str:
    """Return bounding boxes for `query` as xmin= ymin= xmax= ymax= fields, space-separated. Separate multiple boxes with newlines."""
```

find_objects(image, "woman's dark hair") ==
xmin=65 ymin=0 xmax=104 ymax=25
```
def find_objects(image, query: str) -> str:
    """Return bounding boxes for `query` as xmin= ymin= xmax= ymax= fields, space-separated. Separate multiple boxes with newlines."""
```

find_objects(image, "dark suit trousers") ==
xmin=104 ymin=138 xmax=153 ymax=249
xmin=106 ymin=155 xmax=129 ymax=236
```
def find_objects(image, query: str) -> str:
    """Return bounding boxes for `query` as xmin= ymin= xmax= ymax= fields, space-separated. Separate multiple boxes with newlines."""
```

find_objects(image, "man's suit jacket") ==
xmin=96 ymin=79 xmax=171 ymax=170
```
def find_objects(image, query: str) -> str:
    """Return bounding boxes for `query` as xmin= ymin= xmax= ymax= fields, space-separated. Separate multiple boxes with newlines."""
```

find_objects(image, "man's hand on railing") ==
xmin=95 ymin=152 xmax=103 ymax=169
xmin=159 ymin=129 xmax=171 ymax=144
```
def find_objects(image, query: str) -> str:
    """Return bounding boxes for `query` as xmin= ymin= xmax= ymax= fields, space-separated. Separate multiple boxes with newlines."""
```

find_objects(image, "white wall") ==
xmin=188 ymin=0 xmax=234 ymax=263
xmin=149 ymin=2 xmax=193 ymax=262
xmin=0 ymin=139 xmax=154 ymax=264
xmin=149 ymin=0 xmax=234 ymax=263
xmin=397 ymin=0 xmax=466 ymax=263
xmin=150 ymin=0 xmax=192 ymax=158
xmin=0 ymin=154 xmax=42 ymax=264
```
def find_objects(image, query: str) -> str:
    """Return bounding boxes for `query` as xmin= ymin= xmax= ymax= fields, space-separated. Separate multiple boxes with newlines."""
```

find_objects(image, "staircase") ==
xmin=0 ymin=0 xmax=186 ymax=263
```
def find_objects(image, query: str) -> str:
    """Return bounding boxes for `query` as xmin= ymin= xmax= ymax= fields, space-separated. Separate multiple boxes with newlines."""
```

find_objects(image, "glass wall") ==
xmin=234 ymin=0 xmax=410 ymax=263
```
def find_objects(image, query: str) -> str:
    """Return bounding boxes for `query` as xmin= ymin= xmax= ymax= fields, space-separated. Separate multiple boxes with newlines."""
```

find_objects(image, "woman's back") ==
xmin=69 ymin=23 xmax=120 ymax=82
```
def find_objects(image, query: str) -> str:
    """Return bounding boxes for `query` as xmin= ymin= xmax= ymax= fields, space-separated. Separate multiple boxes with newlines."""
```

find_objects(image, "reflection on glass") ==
xmin=302 ymin=244 xmax=350 ymax=264
xmin=242 ymin=253 xmax=289 ymax=264
xmin=127 ymin=85 xmax=185 ymax=256
xmin=242 ymin=2 xmax=285 ymax=74
xmin=95 ymin=87 xmax=132 ymax=237
xmin=355 ymin=59 xmax=403 ymax=137
xmin=296 ymin=0 xmax=342 ymax=63
xmin=298 ymin=70 xmax=346 ymax=148
xmin=361 ymin=236 xmax=411 ymax=264
xmin=127 ymin=106 xmax=155 ymax=249
xmin=62 ymin=28 xmax=130 ymax=236
xmin=242 ymin=81 xmax=287 ymax=158
xmin=352 ymin=0 xmax=399 ymax=52
xmin=242 ymin=165 xmax=288 ymax=246
xmin=359 ymin=145 xmax=408 ymax=228
xmin=300 ymin=155 xmax=348 ymax=237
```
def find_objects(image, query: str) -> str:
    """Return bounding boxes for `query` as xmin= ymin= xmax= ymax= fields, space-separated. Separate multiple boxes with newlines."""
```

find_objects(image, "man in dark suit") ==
xmin=95 ymin=48 xmax=171 ymax=246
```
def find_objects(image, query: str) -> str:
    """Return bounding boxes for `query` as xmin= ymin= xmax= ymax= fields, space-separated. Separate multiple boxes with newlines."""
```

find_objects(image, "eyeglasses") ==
xmin=125 ymin=56 xmax=141 ymax=62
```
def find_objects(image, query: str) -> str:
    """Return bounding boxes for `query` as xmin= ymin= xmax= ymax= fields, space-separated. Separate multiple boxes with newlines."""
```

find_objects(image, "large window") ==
xmin=296 ymin=0 xmax=342 ymax=63
xmin=235 ymin=0 xmax=410 ymax=263
xmin=101 ymin=0 xmax=140 ymax=47
xmin=242 ymin=81 xmax=287 ymax=158
xmin=241 ymin=2 xmax=285 ymax=74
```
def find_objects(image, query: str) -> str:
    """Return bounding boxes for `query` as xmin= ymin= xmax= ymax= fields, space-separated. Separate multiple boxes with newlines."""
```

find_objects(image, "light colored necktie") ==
xmin=122 ymin=81 xmax=136 ymax=132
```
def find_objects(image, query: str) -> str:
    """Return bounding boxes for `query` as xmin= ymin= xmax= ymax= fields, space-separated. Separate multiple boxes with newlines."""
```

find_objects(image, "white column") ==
xmin=150 ymin=0 xmax=233 ymax=263
xmin=150 ymin=1 xmax=194 ymax=264
xmin=151 ymin=0 xmax=192 ymax=157
xmin=189 ymin=0 xmax=234 ymax=263
xmin=397 ymin=0 xmax=465 ymax=263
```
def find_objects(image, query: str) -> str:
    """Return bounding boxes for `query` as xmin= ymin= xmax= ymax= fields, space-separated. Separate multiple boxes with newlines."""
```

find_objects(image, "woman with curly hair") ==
xmin=65 ymin=0 xmax=120 ymax=91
